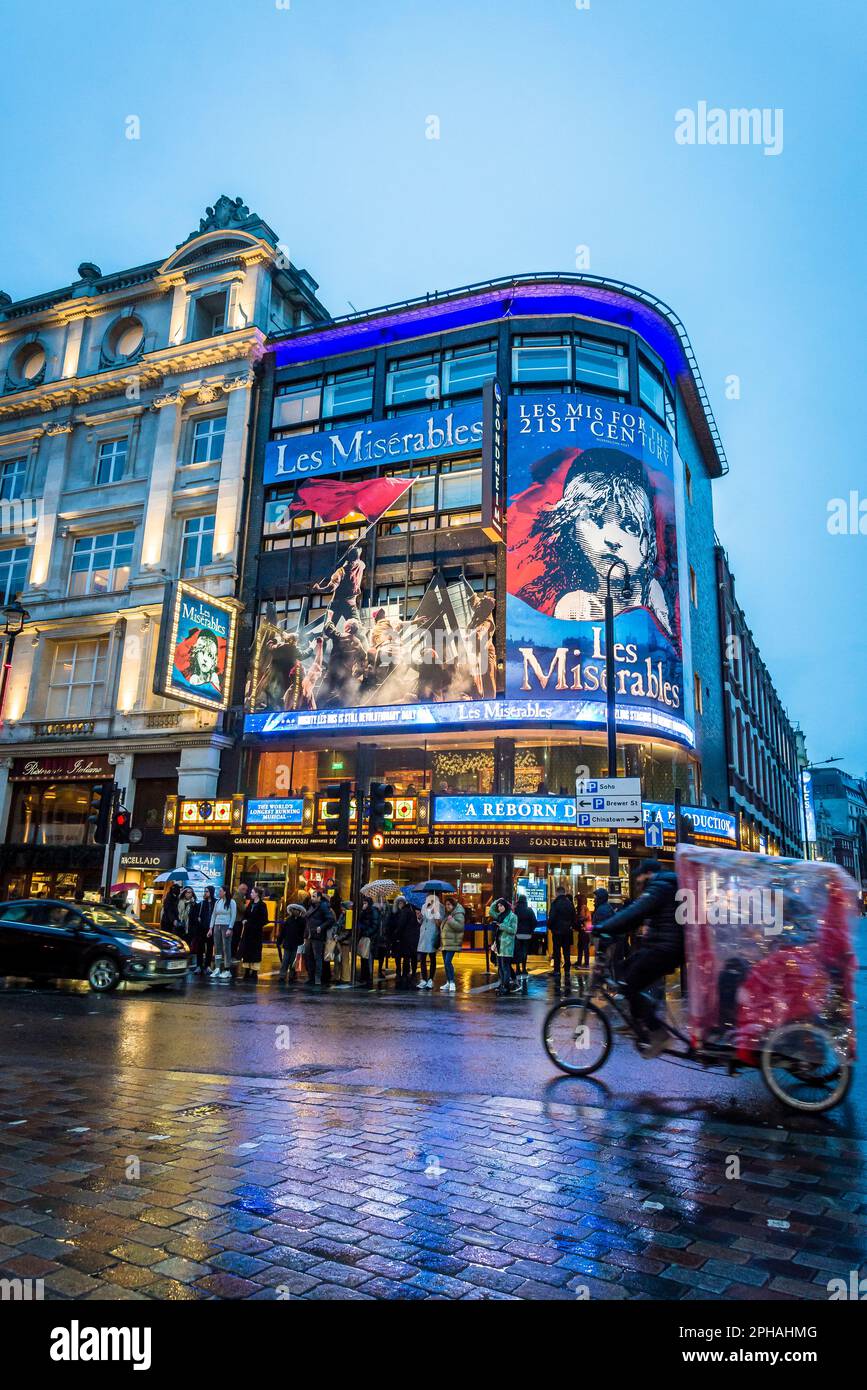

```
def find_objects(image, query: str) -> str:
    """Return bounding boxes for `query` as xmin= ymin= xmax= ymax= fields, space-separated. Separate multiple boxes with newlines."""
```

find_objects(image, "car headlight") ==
xmin=130 ymin=941 xmax=161 ymax=955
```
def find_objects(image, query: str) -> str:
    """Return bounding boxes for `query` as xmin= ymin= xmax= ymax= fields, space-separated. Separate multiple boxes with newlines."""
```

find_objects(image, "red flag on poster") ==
xmin=289 ymin=475 xmax=414 ymax=524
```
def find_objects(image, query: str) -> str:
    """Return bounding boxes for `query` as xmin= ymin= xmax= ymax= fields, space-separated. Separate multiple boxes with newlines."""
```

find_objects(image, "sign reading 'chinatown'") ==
xmin=264 ymin=402 xmax=483 ymax=484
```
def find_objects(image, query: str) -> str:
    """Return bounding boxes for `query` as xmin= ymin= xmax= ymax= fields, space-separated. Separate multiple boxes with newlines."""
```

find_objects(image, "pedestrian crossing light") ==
xmin=369 ymin=781 xmax=395 ymax=839
xmin=87 ymin=780 xmax=113 ymax=846
xmin=322 ymin=781 xmax=352 ymax=848
xmin=113 ymin=806 xmax=132 ymax=843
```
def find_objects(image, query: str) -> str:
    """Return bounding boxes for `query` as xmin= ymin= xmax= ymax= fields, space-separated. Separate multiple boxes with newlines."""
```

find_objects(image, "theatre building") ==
xmin=190 ymin=274 xmax=744 ymax=932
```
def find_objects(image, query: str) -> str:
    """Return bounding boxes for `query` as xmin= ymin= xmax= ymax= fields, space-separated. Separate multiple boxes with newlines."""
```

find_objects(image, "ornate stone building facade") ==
xmin=0 ymin=198 xmax=328 ymax=908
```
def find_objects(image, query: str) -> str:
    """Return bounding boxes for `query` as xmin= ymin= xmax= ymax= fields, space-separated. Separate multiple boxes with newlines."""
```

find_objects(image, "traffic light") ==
xmin=87 ymin=780 xmax=113 ymax=846
xmin=322 ymin=781 xmax=352 ymax=848
xmin=368 ymin=781 xmax=395 ymax=839
xmin=113 ymin=806 xmax=132 ymax=843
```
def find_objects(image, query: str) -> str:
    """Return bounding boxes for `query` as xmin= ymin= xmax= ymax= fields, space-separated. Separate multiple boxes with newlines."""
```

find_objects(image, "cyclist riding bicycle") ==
xmin=591 ymin=859 xmax=683 ymax=1058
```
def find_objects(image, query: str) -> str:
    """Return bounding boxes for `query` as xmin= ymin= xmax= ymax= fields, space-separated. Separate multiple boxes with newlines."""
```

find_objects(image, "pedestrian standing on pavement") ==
xmin=514 ymin=893 xmax=537 ymax=993
xmin=490 ymin=898 xmax=518 ymax=995
xmin=440 ymin=895 xmax=465 ymax=992
xmin=576 ymin=899 xmax=592 ymax=971
xmin=193 ymin=885 xmax=216 ymax=974
xmin=357 ymin=896 xmax=382 ymax=988
xmin=160 ymin=881 xmax=181 ymax=934
xmin=278 ymin=903 xmax=306 ymax=983
xmin=239 ymin=887 xmax=268 ymax=982
xmin=209 ymin=886 xmax=237 ymax=979
xmin=176 ymin=887 xmax=199 ymax=946
xmin=391 ymin=896 xmax=419 ymax=988
xmin=549 ymin=885 xmax=577 ymax=991
xmin=305 ymin=888 xmax=336 ymax=987
xmin=416 ymin=892 xmax=443 ymax=989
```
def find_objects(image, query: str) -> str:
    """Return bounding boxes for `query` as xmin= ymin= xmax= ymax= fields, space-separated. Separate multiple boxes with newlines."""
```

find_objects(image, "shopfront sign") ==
xmin=118 ymin=849 xmax=176 ymax=871
xmin=155 ymin=581 xmax=241 ymax=714
xmin=435 ymin=794 xmax=580 ymax=826
xmin=246 ymin=798 xmax=305 ymax=826
xmin=10 ymin=754 xmax=114 ymax=782
xmin=264 ymin=402 xmax=484 ymax=485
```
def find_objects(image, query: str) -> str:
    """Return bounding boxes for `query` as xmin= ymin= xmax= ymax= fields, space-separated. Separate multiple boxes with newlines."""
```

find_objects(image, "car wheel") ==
xmin=87 ymin=955 xmax=121 ymax=992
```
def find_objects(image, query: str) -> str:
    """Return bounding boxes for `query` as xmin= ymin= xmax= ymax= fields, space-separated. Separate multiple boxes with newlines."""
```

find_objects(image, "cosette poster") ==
xmin=505 ymin=393 xmax=691 ymax=734
xmin=160 ymin=582 xmax=240 ymax=713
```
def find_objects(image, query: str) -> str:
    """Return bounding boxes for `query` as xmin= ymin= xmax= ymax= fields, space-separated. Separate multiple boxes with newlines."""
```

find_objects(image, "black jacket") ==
xmin=305 ymin=899 xmax=336 ymax=941
xmin=515 ymin=900 xmax=538 ymax=940
xmin=595 ymin=871 xmax=683 ymax=957
xmin=390 ymin=903 xmax=419 ymax=953
xmin=548 ymin=893 xmax=577 ymax=940
xmin=591 ymin=900 xmax=616 ymax=930
xmin=358 ymin=902 xmax=382 ymax=945
xmin=279 ymin=912 xmax=306 ymax=954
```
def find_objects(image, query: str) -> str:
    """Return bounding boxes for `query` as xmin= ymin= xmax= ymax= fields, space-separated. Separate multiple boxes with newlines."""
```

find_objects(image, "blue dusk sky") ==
xmin=2 ymin=0 xmax=864 ymax=770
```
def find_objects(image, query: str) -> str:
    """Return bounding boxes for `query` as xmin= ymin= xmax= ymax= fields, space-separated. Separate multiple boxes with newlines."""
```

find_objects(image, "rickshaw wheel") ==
xmin=543 ymin=999 xmax=612 ymax=1076
xmin=760 ymin=1022 xmax=852 ymax=1113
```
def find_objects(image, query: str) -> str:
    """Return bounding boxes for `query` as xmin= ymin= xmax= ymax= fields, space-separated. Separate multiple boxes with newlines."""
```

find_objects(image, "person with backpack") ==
xmin=548 ymin=885 xmax=577 ymax=991
xmin=514 ymin=893 xmax=537 ymax=993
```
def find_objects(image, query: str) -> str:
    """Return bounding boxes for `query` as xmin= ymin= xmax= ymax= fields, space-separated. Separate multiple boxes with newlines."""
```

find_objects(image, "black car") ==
xmin=0 ymin=899 xmax=190 ymax=992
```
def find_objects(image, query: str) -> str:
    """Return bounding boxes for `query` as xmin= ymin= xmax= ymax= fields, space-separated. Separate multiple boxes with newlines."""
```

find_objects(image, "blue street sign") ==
xmin=645 ymin=816 xmax=664 ymax=849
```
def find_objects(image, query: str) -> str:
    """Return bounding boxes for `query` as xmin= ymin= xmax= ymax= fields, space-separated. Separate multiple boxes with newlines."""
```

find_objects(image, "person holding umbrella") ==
xmin=417 ymin=891 xmax=444 ymax=989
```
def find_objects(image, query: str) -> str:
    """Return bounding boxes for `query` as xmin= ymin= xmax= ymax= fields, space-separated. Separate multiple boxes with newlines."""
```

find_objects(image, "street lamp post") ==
xmin=0 ymin=601 xmax=30 ymax=729
xmin=604 ymin=561 xmax=632 ymax=898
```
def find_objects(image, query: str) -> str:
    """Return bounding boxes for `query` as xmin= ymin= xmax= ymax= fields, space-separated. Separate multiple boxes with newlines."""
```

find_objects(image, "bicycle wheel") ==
xmin=543 ymin=999 xmax=612 ymax=1076
xmin=760 ymin=1022 xmax=852 ymax=1113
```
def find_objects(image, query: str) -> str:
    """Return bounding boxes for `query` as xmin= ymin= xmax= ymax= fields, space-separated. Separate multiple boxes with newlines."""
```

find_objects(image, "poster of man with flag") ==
xmin=247 ymin=473 xmax=498 ymax=715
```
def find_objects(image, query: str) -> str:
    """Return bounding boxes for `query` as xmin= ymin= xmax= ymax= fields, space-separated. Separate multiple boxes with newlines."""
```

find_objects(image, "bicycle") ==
xmin=542 ymin=936 xmax=852 ymax=1114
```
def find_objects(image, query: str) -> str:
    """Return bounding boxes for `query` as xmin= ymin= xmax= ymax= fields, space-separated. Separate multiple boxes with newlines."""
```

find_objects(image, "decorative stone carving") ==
xmin=221 ymin=373 xmax=254 ymax=393
xmin=196 ymin=383 xmax=219 ymax=404
xmin=45 ymin=421 xmax=74 ymax=435
xmin=153 ymin=390 xmax=184 ymax=409
xmin=197 ymin=196 xmax=251 ymax=235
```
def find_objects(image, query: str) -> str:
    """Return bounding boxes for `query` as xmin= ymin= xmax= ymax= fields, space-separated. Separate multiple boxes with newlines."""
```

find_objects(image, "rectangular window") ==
xmin=574 ymin=337 xmax=629 ymax=393
xmin=272 ymin=380 xmax=322 ymax=431
xmin=0 ymin=458 xmax=26 ymax=501
xmin=96 ymin=437 xmax=128 ymax=486
xmin=69 ymin=530 xmax=134 ymax=596
xmin=638 ymin=358 xmax=666 ymax=418
xmin=322 ymin=368 xmax=373 ymax=420
xmin=694 ymin=672 xmax=704 ymax=716
xmin=439 ymin=469 xmax=482 ymax=512
xmin=386 ymin=355 xmax=440 ymax=407
xmin=180 ymin=514 xmax=215 ymax=576
xmin=46 ymin=637 xmax=109 ymax=719
xmin=191 ymin=416 xmax=226 ymax=464
xmin=689 ymin=566 xmax=698 ymax=606
xmin=442 ymin=343 xmax=497 ymax=396
xmin=664 ymin=388 xmax=677 ymax=438
xmin=0 ymin=545 xmax=30 ymax=603
xmin=512 ymin=336 xmax=571 ymax=383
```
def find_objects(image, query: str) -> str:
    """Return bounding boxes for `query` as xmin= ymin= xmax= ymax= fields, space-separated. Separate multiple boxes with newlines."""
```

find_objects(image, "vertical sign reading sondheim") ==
xmin=505 ymin=393 xmax=691 ymax=739
xmin=155 ymin=581 xmax=241 ymax=713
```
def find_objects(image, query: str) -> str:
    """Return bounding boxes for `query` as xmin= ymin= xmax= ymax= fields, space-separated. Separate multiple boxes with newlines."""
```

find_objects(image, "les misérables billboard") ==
xmin=156 ymin=581 xmax=240 ymax=713
xmin=505 ymin=393 xmax=694 ymax=746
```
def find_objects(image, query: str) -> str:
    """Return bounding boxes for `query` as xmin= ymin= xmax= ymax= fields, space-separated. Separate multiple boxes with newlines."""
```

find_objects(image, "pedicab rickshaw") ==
xmin=543 ymin=845 xmax=858 ymax=1113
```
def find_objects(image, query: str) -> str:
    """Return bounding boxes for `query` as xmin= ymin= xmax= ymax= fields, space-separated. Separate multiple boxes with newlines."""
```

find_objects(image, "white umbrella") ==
xmin=361 ymin=878 xmax=398 ymax=900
